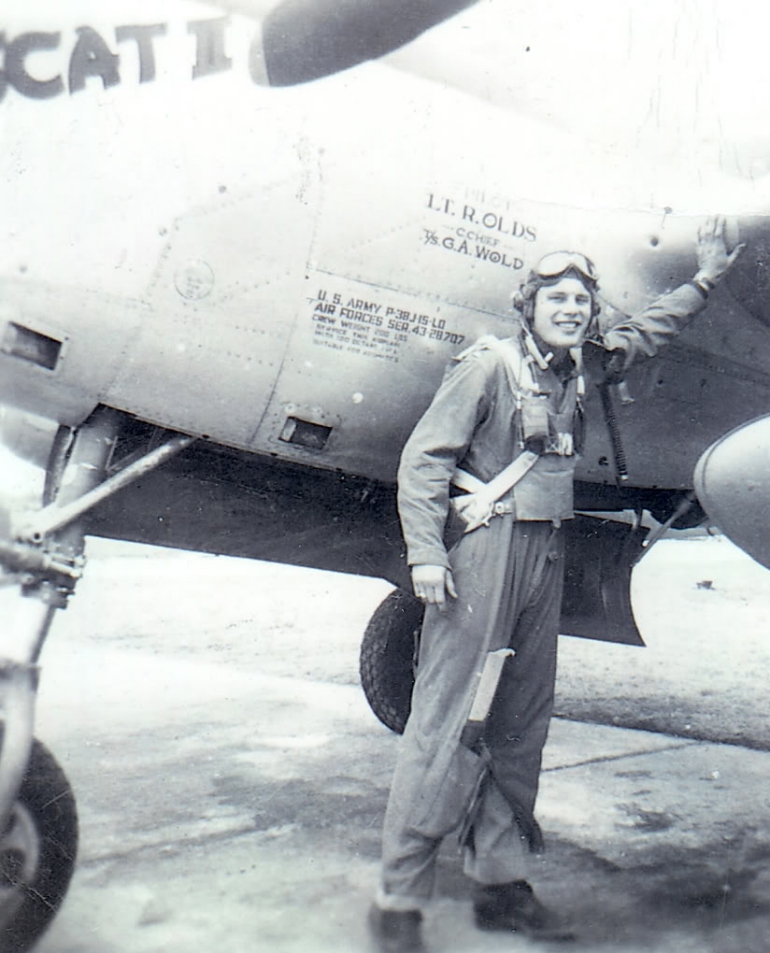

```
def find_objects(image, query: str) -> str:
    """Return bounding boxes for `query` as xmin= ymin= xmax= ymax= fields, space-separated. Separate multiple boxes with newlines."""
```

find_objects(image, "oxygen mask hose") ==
xmin=598 ymin=381 xmax=628 ymax=485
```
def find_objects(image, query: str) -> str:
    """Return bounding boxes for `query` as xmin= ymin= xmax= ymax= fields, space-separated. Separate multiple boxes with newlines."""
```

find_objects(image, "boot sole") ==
xmin=474 ymin=912 xmax=576 ymax=942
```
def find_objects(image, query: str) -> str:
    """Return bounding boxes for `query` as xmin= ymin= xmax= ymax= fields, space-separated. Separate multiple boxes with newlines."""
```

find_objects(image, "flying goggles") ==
xmin=534 ymin=251 xmax=599 ymax=284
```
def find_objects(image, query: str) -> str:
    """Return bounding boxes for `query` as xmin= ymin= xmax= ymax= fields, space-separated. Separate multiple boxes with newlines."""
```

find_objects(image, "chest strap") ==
xmin=450 ymin=451 xmax=539 ymax=533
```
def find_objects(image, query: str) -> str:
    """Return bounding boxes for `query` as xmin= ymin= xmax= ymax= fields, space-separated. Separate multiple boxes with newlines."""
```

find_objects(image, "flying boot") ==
xmin=367 ymin=904 xmax=425 ymax=953
xmin=473 ymin=880 xmax=575 ymax=941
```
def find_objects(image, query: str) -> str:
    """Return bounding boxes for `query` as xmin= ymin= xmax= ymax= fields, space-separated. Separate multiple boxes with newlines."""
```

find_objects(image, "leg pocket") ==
xmin=412 ymin=739 xmax=487 ymax=839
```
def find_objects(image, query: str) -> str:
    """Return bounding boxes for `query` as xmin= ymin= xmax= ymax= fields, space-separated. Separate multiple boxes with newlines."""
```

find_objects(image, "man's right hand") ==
xmin=411 ymin=564 xmax=457 ymax=611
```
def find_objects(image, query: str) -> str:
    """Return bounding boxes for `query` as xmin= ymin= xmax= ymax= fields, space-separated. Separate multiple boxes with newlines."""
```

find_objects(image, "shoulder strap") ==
xmin=449 ymin=335 xmax=540 ymax=500
xmin=454 ymin=334 xmax=537 ymax=395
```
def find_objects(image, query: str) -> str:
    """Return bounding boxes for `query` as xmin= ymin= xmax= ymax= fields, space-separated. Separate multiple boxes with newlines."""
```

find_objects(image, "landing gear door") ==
xmin=560 ymin=514 xmax=648 ymax=646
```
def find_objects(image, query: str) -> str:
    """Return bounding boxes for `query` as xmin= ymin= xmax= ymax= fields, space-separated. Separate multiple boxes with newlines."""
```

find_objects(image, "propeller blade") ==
xmin=241 ymin=0 xmax=478 ymax=85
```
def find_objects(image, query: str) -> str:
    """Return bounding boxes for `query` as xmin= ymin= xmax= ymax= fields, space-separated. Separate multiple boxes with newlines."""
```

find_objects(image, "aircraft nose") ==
xmin=693 ymin=414 xmax=770 ymax=569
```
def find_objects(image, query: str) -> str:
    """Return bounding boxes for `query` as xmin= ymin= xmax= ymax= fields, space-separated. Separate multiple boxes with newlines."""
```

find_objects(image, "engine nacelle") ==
xmin=694 ymin=414 xmax=770 ymax=570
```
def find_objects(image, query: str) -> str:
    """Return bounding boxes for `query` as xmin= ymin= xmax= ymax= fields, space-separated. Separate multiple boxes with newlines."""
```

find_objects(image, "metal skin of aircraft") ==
xmin=1 ymin=0 xmax=770 ymax=947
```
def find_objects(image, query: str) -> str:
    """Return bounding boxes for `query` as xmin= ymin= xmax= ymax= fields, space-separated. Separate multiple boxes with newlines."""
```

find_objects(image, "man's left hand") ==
xmin=695 ymin=215 xmax=746 ymax=285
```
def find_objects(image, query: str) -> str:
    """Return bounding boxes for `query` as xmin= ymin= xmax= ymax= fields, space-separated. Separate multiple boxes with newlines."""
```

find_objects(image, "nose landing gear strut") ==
xmin=0 ymin=407 xmax=193 ymax=951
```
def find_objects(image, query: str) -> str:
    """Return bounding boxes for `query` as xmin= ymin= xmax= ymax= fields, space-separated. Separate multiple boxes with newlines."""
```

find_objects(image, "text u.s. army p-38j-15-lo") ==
xmin=1 ymin=0 xmax=770 ymax=947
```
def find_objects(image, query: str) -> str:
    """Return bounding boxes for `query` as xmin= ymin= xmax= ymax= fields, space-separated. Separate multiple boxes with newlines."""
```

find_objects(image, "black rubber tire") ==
xmin=0 ymin=737 xmax=78 ymax=953
xmin=359 ymin=588 xmax=424 ymax=734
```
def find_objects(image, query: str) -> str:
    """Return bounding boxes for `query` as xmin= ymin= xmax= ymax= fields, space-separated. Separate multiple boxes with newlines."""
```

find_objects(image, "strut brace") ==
xmin=0 ymin=419 xmax=195 ymax=834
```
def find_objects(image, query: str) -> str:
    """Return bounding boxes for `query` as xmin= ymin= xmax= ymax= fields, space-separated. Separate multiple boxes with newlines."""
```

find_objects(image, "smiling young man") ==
xmin=368 ymin=218 xmax=743 ymax=953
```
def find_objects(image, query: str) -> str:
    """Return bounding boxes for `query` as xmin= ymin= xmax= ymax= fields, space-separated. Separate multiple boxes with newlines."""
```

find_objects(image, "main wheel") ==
xmin=359 ymin=589 xmax=424 ymax=734
xmin=0 ymin=737 xmax=78 ymax=953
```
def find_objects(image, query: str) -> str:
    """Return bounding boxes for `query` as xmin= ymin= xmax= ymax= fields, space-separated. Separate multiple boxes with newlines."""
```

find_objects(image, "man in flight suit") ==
xmin=368 ymin=218 xmax=744 ymax=952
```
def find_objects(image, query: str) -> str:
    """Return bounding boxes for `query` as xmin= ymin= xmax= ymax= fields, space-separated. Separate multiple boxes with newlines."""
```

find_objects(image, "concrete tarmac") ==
xmin=1 ymin=534 xmax=768 ymax=952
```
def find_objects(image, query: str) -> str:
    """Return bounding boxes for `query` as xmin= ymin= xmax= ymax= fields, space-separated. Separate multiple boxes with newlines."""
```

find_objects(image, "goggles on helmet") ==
xmin=534 ymin=251 xmax=598 ymax=284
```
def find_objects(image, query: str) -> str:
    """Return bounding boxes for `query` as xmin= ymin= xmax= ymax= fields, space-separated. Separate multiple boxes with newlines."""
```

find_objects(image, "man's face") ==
xmin=531 ymin=276 xmax=592 ymax=352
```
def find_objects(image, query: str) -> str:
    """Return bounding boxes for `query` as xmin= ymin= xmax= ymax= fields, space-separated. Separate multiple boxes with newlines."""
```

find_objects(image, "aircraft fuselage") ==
xmin=2 ymin=3 xmax=770 ymax=532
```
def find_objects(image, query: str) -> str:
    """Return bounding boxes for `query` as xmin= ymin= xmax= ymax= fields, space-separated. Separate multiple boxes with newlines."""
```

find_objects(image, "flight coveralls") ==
xmin=380 ymin=282 xmax=708 ymax=907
